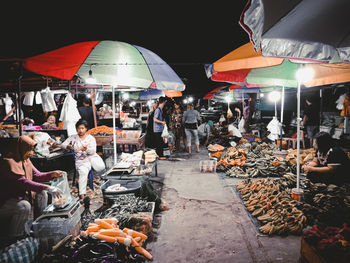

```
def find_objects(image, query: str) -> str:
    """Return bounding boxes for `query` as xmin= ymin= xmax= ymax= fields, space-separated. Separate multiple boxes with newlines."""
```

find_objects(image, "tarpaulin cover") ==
xmin=240 ymin=0 xmax=350 ymax=62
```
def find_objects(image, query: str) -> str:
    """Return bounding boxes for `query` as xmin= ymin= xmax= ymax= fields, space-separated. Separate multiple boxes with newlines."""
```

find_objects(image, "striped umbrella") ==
xmin=23 ymin=40 xmax=185 ymax=91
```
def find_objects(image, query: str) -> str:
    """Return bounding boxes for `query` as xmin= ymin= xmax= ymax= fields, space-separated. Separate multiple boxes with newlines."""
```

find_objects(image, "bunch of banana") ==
xmin=236 ymin=178 xmax=307 ymax=236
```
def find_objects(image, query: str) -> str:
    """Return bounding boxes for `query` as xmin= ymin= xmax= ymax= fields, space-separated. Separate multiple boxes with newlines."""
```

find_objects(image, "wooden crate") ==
xmin=300 ymin=238 xmax=327 ymax=263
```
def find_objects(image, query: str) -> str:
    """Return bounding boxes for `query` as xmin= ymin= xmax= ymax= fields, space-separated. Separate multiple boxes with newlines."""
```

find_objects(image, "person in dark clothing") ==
xmin=303 ymin=97 xmax=320 ymax=147
xmin=302 ymin=132 xmax=350 ymax=185
xmin=243 ymin=98 xmax=254 ymax=132
xmin=153 ymin=97 xmax=167 ymax=158
xmin=145 ymin=101 xmax=158 ymax=148
xmin=78 ymin=97 xmax=95 ymax=129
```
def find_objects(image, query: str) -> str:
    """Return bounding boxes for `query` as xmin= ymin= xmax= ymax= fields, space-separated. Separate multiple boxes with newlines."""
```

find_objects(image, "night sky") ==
xmin=0 ymin=2 xmax=249 ymax=97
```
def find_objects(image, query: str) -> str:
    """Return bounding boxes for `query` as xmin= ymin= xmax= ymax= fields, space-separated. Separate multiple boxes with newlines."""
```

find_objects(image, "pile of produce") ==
xmin=42 ymin=219 xmax=151 ymax=262
xmin=217 ymin=147 xmax=247 ymax=167
xmin=144 ymin=150 xmax=157 ymax=164
xmin=94 ymin=195 xmax=153 ymax=229
xmin=285 ymin=148 xmax=315 ymax=166
xmin=86 ymin=125 xmax=116 ymax=135
xmin=81 ymin=218 xmax=152 ymax=260
xmin=236 ymin=178 xmax=307 ymax=236
xmin=296 ymin=183 xmax=350 ymax=228
xmin=207 ymin=144 xmax=225 ymax=152
xmin=217 ymin=142 xmax=292 ymax=178
xmin=303 ymin=224 xmax=350 ymax=261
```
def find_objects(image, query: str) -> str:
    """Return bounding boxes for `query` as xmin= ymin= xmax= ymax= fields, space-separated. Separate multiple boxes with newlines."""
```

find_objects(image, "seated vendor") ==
xmin=220 ymin=120 xmax=242 ymax=144
xmin=41 ymin=115 xmax=59 ymax=130
xmin=198 ymin=119 xmax=212 ymax=146
xmin=54 ymin=119 xmax=105 ymax=200
xmin=0 ymin=135 xmax=64 ymax=240
xmin=302 ymin=132 xmax=350 ymax=185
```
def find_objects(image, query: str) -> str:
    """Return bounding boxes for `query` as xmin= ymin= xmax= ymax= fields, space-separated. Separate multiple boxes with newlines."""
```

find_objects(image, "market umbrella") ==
xmin=239 ymin=0 xmax=350 ymax=63
xmin=203 ymin=86 xmax=231 ymax=100
xmin=210 ymin=43 xmax=350 ymax=189
xmin=24 ymin=41 xmax=185 ymax=165
xmin=211 ymin=43 xmax=350 ymax=88
xmin=23 ymin=40 xmax=185 ymax=91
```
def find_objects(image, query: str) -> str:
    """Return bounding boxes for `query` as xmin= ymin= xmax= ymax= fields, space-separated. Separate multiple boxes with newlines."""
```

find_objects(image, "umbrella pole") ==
xmin=112 ymin=85 xmax=117 ymax=165
xmin=279 ymin=86 xmax=285 ymax=151
xmin=296 ymin=82 xmax=301 ymax=189
xmin=17 ymin=63 xmax=23 ymax=136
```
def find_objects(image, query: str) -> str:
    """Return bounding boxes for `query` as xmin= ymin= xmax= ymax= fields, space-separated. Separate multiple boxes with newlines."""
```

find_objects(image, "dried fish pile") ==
xmin=220 ymin=142 xmax=292 ymax=178
xmin=296 ymin=183 xmax=350 ymax=228
xmin=81 ymin=194 xmax=152 ymax=231
xmin=236 ymin=178 xmax=306 ymax=236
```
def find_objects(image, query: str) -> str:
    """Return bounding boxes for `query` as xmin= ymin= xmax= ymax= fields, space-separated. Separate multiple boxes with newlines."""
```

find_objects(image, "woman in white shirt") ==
xmin=56 ymin=119 xmax=105 ymax=199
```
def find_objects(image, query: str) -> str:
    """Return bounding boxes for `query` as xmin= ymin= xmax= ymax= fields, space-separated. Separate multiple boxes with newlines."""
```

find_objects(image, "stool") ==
xmin=285 ymin=131 xmax=305 ymax=149
xmin=72 ymin=167 xmax=94 ymax=190
xmin=71 ymin=152 xmax=94 ymax=190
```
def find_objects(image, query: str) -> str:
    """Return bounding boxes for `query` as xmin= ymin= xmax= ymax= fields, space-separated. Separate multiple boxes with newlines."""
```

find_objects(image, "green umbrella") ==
xmin=246 ymin=60 xmax=299 ymax=87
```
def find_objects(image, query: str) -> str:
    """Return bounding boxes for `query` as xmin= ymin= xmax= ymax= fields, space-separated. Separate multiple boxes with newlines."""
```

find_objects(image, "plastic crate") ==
xmin=32 ymin=205 xmax=83 ymax=252
xmin=32 ymin=205 xmax=83 ymax=238
xmin=100 ymin=178 xmax=142 ymax=200
xmin=199 ymin=159 xmax=217 ymax=173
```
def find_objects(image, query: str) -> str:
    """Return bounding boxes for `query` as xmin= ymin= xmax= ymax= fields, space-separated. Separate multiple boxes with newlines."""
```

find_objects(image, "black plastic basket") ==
xmin=100 ymin=179 xmax=142 ymax=200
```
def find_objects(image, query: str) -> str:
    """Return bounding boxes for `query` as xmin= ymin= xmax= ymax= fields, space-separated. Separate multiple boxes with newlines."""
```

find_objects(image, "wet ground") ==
xmin=147 ymin=147 xmax=301 ymax=263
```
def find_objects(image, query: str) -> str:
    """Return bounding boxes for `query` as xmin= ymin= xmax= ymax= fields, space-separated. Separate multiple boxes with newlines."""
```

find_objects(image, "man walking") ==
xmin=153 ymin=97 xmax=167 ymax=158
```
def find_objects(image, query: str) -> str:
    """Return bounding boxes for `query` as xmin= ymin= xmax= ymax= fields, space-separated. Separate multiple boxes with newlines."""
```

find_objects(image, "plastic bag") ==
xmin=238 ymin=118 xmax=245 ymax=133
xmin=227 ymin=108 xmax=233 ymax=119
xmin=161 ymin=124 xmax=169 ymax=138
xmin=50 ymin=172 xmax=72 ymax=208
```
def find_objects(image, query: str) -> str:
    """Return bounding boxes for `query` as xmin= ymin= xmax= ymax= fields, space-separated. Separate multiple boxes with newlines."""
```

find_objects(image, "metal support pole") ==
xmin=17 ymin=63 xmax=23 ymax=136
xmin=297 ymin=81 xmax=301 ymax=189
xmin=112 ymin=85 xmax=117 ymax=165
xmin=279 ymin=86 xmax=285 ymax=151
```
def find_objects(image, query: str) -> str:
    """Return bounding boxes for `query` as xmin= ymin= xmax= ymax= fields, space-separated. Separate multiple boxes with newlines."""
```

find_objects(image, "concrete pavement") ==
xmin=147 ymin=149 xmax=301 ymax=263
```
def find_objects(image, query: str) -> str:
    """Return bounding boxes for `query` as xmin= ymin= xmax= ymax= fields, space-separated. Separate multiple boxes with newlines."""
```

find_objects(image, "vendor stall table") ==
xmin=30 ymin=149 xmax=75 ymax=172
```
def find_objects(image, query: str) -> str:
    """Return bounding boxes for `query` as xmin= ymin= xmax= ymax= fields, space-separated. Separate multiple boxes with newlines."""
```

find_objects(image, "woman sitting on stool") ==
xmin=55 ymin=119 xmax=105 ymax=200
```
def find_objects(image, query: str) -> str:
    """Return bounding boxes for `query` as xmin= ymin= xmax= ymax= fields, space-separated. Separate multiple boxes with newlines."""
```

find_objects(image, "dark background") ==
xmin=0 ymin=2 xmax=249 ymax=97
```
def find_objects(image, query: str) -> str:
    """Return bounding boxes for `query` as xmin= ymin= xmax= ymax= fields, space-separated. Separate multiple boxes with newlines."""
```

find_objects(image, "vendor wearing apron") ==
xmin=302 ymin=132 xmax=350 ymax=185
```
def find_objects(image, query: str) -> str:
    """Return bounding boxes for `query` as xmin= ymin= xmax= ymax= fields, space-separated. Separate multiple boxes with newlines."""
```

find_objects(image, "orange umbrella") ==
xmin=164 ymin=90 xmax=182 ymax=98
xmin=213 ymin=42 xmax=283 ymax=72
xmin=211 ymin=42 xmax=350 ymax=88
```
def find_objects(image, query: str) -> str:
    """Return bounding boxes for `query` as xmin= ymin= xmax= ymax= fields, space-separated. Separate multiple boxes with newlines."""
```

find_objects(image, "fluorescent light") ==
xmin=85 ymin=70 xmax=97 ymax=84
xmin=260 ymin=93 xmax=265 ymax=98
xmin=296 ymin=66 xmax=314 ymax=83
xmin=268 ymin=91 xmax=281 ymax=102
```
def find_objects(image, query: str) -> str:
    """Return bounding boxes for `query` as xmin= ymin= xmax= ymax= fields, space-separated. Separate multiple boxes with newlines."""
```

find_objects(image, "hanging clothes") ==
xmin=336 ymin=93 xmax=347 ymax=110
xmin=23 ymin=92 xmax=35 ymax=106
xmin=267 ymin=116 xmax=283 ymax=141
xmin=3 ymin=93 xmax=13 ymax=115
xmin=40 ymin=87 xmax=57 ymax=112
xmin=59 ymin=93 xmax=81 ymax=136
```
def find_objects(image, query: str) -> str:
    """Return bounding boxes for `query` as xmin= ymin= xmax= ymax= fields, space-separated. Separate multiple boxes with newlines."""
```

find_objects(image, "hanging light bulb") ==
xmin=86 ymin=67 xmax=97 ymax=84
